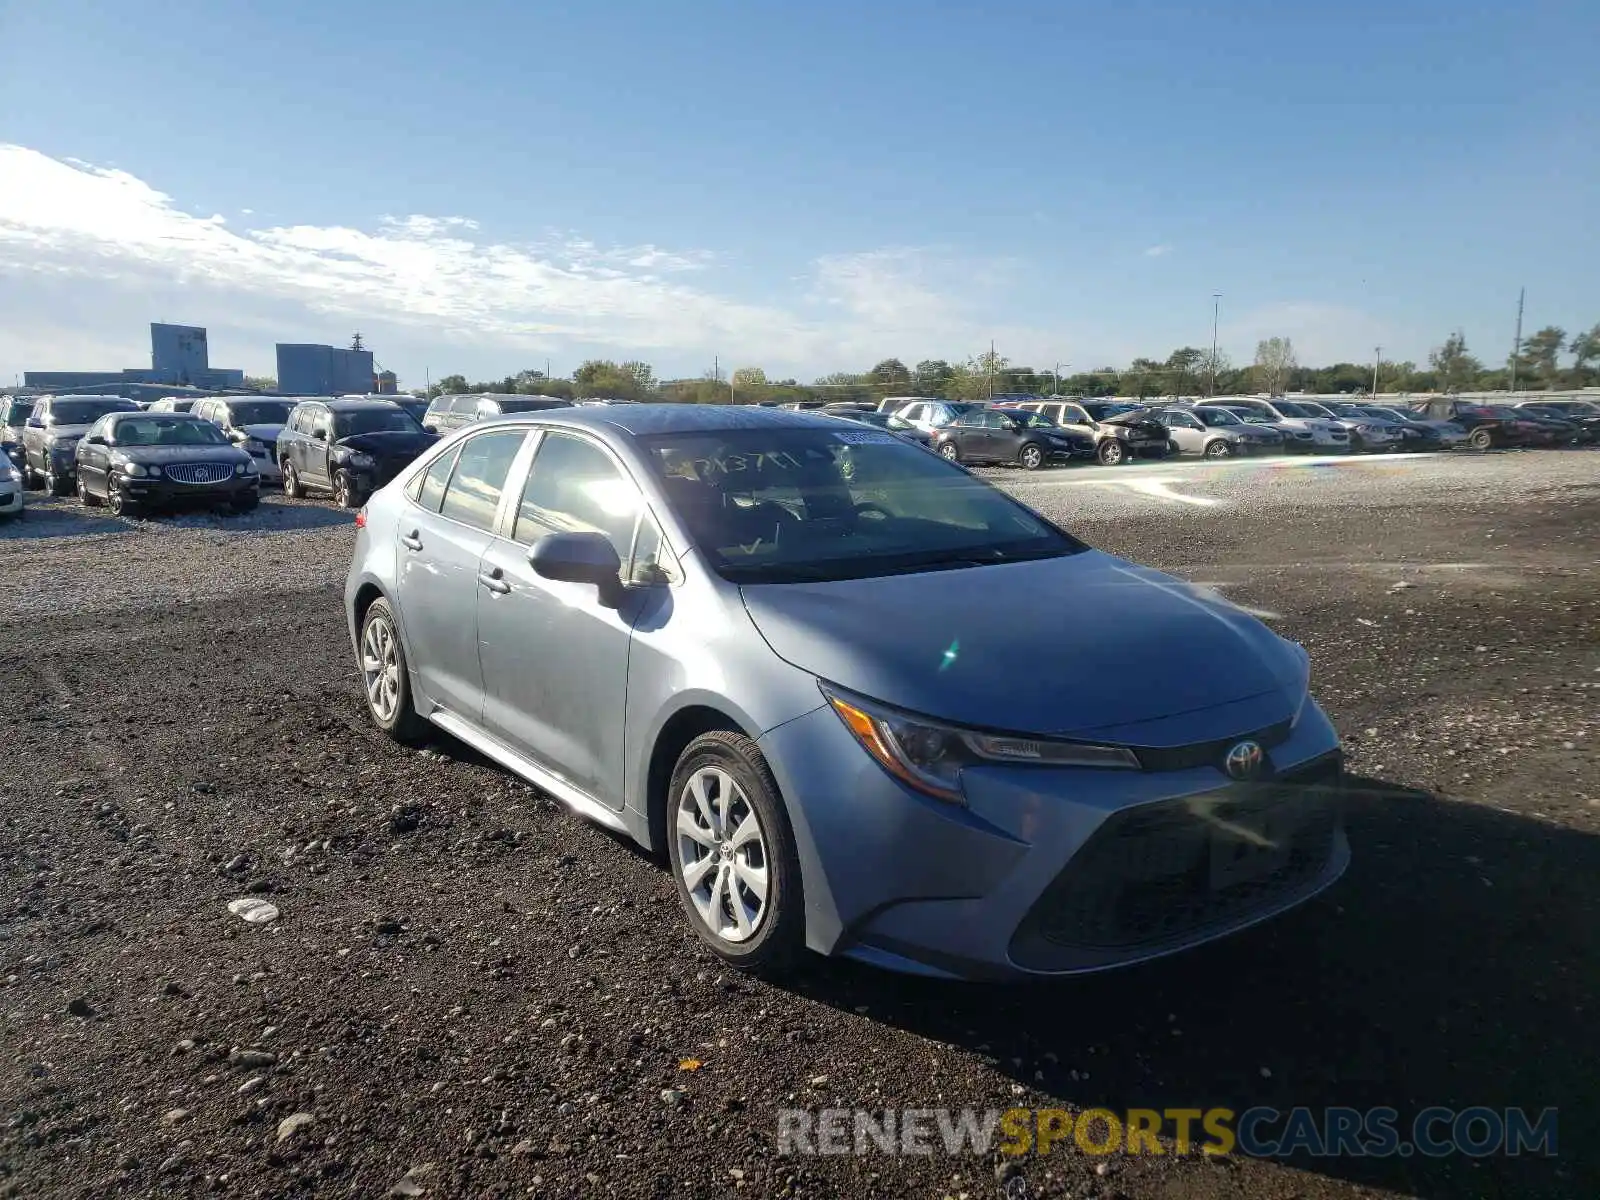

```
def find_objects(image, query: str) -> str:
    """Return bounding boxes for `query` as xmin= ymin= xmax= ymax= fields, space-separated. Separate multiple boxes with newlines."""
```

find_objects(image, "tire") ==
xmin=1018 ymin=443 xmax=1045 ymax=471
xmin=282 ymin=461 xmax=303 ymax=499
xmin=231 ymin=490 xmax=260 ymax=514
xmin=42 ymin=461 xmax=68 ymax=496
xmin=106 ymin=475 xmax=139 ymax=519
xmin=77 ymin=473 xmax=103 ymax=507
xmin=1203 ymin=439 xmax=1234 ymax=459
xmin=937 ymin=441 xmax=960 ymax=463
xmin=333 ymin=470 xmax=360 ymax=508
xmin=1468 ymin=427 xmax=1494 ymax=451
xmin=358 ymin=598 xmax=428 ymax=744
xmin=1097 ymin=439 xmax=1126 ymax=466
xmin=667 ymin=730 xmax=804 ymax=975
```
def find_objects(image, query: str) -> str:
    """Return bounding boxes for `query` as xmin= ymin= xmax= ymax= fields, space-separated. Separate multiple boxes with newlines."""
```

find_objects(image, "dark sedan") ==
xmin=932 ymin=408 xmax=1094 ymax=469
xmin=73 ymin=412 xmax=260 ymax=517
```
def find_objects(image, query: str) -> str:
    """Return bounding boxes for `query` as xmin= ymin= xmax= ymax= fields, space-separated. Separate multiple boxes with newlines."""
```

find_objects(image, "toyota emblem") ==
xmin=1224 ymin=740 xmax=1265 ymax=781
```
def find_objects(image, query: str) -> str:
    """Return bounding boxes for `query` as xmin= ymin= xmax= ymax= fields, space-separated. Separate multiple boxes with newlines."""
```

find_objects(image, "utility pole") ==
xmin=988 ymin=340 xmax=996 ymax=400
xmin=1209 ymin=294 xmax=1222 ymax=396
xmin=1509 ymin=287 xmax=1525 ymax=394
xmin=1372 ymin=347 xmax=1382 ymax=397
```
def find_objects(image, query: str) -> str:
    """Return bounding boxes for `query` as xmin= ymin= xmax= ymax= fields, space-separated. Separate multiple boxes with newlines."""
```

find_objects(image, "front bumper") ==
xmin=120 ymin=473 xmax=259 ymax=506
xmin=0 ymin=485 xmax=22 ymax=514
xmin=759 ymin=696 xmax=1346 ymax=980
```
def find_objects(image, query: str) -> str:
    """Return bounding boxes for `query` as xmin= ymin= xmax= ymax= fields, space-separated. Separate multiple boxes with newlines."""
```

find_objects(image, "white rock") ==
xmin=227 ymin=897 xmax=280 ymax=924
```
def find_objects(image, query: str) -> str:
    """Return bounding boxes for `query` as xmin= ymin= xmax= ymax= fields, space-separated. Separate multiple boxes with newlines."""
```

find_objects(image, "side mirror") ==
xmin=26 ymin=417 xmax=43 ymax=428
xmin=312 ymin=428 xmax=327 ymax=441
xmin=529 ymin=532 xmax=623 ymax=605
xmin=83 ymin=435 xmax=106 ymax=446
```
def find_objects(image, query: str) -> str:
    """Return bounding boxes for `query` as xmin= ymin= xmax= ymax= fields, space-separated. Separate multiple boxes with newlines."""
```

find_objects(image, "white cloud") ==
xmin=0 ymin=144 xmax=1080 ymax=381
xmin=1144 ymin=244 xmax=1172 ymax=258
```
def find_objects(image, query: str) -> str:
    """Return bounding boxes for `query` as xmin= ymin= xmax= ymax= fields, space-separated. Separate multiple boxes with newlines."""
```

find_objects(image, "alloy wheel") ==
xmin=1020 ymin=444 xmax=1043 ymax=470
xmin=938 ymin=442 xmax=959 ymax=462
xmin=360 ymin=615 xmax=402 ymax=722
xmin=675 ymin=767 xmax=769 ymax=944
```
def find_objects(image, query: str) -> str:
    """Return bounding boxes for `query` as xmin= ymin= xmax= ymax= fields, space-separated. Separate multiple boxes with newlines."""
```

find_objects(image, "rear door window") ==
xmin=410 ymin=446 xmax=461 ymax=512
xmin=438 ymin=431 xmax=528 ymax=531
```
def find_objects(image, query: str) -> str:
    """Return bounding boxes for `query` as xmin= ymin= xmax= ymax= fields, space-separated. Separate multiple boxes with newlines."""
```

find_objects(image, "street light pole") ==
xmin=1372 ymin=346 xmax=1381 ymax=397
xmin=1209 ymin=293 xmax=1222 ymax=396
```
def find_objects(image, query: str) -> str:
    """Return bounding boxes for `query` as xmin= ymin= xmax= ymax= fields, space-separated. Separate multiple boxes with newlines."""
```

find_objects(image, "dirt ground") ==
xmin=2 ymin=453 xmax=1597 ymax=1199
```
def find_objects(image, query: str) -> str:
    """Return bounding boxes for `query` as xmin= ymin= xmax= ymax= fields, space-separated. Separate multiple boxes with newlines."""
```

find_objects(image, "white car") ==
xmin=191 ymin=397 xmax=301 ymax=485
xmin=890 ymin=399 xmax=988 ymax=436
xmin=1196 ymin=398 xmax=1351 ymax=451
xmin=0 ymin=455 xmax=24 ymax=519
xmin=1300 ymin=401 xmax=1406 ymax=453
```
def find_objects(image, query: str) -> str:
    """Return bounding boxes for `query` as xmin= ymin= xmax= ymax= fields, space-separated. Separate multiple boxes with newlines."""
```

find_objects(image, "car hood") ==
xmin=44 ymin=422 xmax=96 ymax=440
xmin=740 ymin=550 xmax=1306 ymax=739
xmin=237 ymin=422 xmax=287 ymax=442
xmin=335 ymin=430 xmax=438 ymax=455
xmin=1097 ymin=412 xmax=1167 ymax=436
xmin=1276 ymin=417 xmax=1345 ymax=433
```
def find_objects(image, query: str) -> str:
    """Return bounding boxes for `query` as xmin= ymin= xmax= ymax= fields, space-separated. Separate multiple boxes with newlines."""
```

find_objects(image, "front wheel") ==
xmin=333 ymin=470 xmax=361 ymax=508
xmin=1204 ymin=439 xmax=1234 ymax=459
xmin=668 ymin=731 xmax=804 ymax=975
xmin=42 ymin=462 xmax=68 ymax=496
xmin=1097 ymin=439 xmax=1126 ymax=465
xmin=106 ymin=476 xmax=139 ymax=519
xmin=282 ymin=461 xmax=303 ymax=498
xmin=1018 ymin=443 xmax=1045 ymax=470
xmin=1468 ymin=427 xmax=1494 ymax=451
xmin=77 ymin=473 xmax=103 ymax=507
xmin=359 ymin=598 xmax=428 ymax=744
xmin=937 ymin=441 xmax=960 ymax=463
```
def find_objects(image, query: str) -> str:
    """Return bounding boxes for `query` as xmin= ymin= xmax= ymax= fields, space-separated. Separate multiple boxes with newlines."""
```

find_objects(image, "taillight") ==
xmin=354 ymin=507 xmax=367 ymax=529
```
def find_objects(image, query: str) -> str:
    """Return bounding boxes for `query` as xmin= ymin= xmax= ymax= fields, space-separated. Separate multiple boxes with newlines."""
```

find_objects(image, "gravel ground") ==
xmin=2 ymin=451 xmax=1597 ymax=1200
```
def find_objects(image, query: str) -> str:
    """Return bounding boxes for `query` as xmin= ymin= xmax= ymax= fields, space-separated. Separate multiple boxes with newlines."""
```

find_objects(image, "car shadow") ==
xmin=0 ymin=494 xmax=354 ymax=537
xmin=777 ymin=774 xmax=1597 ymax=1198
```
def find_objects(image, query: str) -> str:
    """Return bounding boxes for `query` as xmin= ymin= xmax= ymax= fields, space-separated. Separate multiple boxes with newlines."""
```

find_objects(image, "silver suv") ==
xmin=346 ymin=405 xmax=1345 ymax=980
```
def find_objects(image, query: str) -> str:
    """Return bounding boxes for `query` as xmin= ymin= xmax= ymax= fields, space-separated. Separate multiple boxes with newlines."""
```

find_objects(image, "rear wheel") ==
xmin=77 ymin=473 xmax=103 ymax=507
xmin=937 ymin=441 xmax=960 ymax=463
xmin=667 ymin=731 xmax=804 ymax=975
xmin=1468 ymin=427 xmax=1494 ymax=451
xmin=1018 ymin=443 xmax=1045 ymax=470
xmin=282 ymin=461 xmax=303 ymax=498
xmin=42 ymin=461 xmax=67 ymax=496
xmin=359 ymin=598 xmax=428 ymax=744
xmin=1097 ymin=439 xmax=1126 ymax=465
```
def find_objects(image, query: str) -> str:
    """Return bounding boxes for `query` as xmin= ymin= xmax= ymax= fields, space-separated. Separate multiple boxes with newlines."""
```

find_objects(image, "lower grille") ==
xmin=1019 ymin=755 xmax=1342 ymax=953
xmin=164 ymin=463 xmax=235 ymax=484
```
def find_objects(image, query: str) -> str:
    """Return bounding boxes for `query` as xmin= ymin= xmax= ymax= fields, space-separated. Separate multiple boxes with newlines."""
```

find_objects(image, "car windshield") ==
xmin=334 ymin=408 xmax=425 ymax=437
xmin=52 ymin=400 xmax=136 ymax=423
xmin=112 ymin=418 xmax=229 ymax=446
xmin=1196 ymin=408 xmax=1241 ymax=427
xmin=227 ymin=401 xmax=297 ymax=425
xmin=642 ymin=428 xmax=1083 ymax=583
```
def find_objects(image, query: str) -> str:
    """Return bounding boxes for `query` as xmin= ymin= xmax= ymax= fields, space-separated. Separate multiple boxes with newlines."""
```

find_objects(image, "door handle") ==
xmin=401 ymin=530 xmax=423 ymax=551
xmin=477 ymin=567 xmax=511 ymax=595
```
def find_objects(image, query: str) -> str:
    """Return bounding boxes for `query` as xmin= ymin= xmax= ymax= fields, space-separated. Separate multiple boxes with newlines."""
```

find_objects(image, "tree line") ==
xmin=419 ymin=321 xmax=1600 ymax=405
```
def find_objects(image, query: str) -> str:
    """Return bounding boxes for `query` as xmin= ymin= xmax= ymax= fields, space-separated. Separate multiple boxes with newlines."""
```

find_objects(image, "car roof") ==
xmin=45 ymin=394 xmax=134 ymax=402
xmin=105 ymin=410 xmax=205 ymax=422
xmin=476 ymin=401 xmax=847 ymax=438
xmin=310 ymin=398 xmax=404 ymax=412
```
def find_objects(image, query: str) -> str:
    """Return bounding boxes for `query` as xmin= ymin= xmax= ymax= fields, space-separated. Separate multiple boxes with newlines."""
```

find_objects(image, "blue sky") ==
xmin=2 ymin=0 xmax=1596 ymax=387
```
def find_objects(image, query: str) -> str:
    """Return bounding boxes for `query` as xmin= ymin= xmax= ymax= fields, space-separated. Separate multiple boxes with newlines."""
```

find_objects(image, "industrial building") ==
xmin=24 ymin=323 xmax=246 ymax=393
xmin=277 ymin=342 xmax=375 ymax=396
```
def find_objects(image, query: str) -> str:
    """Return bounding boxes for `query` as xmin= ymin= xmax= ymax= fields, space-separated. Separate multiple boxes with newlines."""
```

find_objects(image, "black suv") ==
xmin=74 ymin=411 xmax=259 ymax=516
xmin=21 ymin=395 xmax=142 ymax=494
xmin=278 ymin=399 xmax=437 ymax=507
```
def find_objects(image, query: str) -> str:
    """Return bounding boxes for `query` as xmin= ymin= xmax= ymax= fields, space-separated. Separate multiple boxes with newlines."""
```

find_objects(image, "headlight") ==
xmin=236 ymin=460 xmax=256 ymax=475
xmin=0 ymin=462 xmax=15 ymax=482
xmin=342 ymin=451 xmax=376 ymax=469
xmin=122 ymin=462 xmax=149 ymax=477
xmin=821 ymin=684 xmax=1139 ymax=805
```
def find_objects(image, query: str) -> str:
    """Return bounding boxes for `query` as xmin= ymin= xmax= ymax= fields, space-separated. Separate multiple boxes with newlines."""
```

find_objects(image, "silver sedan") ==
xmin=345 ymin=405 xmax=1346 ymax=980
